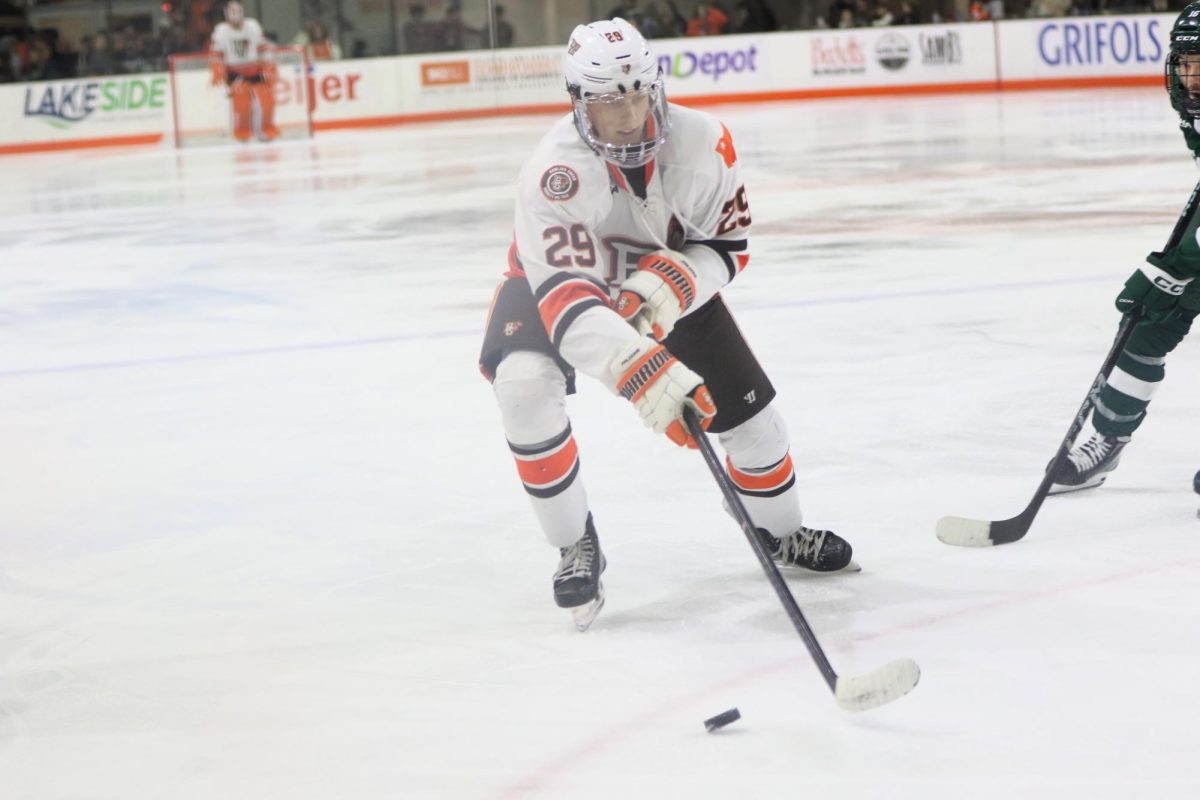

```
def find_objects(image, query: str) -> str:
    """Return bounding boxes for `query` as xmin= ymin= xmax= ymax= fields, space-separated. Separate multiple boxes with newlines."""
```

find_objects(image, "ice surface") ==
xmin=1 ymin=89 xmax=1198 ymax=799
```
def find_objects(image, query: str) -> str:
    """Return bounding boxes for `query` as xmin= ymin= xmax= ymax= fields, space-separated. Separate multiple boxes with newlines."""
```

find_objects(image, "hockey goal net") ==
xmin=168 ymin=45 xmax=313 ymax=147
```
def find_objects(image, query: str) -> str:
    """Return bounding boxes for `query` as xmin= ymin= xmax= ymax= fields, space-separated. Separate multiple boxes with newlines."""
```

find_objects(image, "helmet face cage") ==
xmin=563 ymin=19 xmax=671 ymax=167
xmin=571 ymin=80 xmax=670 ymax=168
xmin=1168 ymin=4 xmax=1200 ymax=118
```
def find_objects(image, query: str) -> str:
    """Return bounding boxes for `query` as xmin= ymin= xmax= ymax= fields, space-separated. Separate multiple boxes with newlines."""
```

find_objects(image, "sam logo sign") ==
xmin=1038 ymin=19 xmax=1163 ymax=66
xmin=875 ymin=33 xmax=911 ymax=71
xmin=23 ymin=77 xmax=166 ymax=126
xmin=920 ymin=31 xmax=962 ymax=65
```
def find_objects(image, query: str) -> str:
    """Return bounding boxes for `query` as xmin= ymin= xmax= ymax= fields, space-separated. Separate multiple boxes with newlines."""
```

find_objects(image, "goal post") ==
xmin=168 ymin=45 xmax=314 ymax=147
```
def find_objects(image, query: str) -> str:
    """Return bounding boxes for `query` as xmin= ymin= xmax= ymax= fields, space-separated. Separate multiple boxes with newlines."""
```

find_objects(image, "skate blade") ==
xmin=1048 ymin=475 xmax=1107 ymax=496
xmin=785 ymin=559 xmax=862 ymax=575
xmin=570 ymin=583 xmax=605 ymax=632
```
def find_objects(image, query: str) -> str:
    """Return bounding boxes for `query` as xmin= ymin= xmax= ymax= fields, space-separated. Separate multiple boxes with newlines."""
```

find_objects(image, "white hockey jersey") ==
xmin=210 ymin=19 xmax=267 ymax=70
xmin=513 ymin=103 xmax=751 ymax=387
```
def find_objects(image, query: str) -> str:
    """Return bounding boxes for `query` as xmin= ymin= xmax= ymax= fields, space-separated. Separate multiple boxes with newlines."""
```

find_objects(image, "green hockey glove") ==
xmin=1115 ymin=263 xmax=1192 ymax=320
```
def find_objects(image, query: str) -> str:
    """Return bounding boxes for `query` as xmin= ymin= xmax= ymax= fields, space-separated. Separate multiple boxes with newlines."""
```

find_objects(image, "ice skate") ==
xmin=758 ymin=526 xmax=857 ymax=573
xmin=553 ymin=514 xmax=606 ymax=631
xmin=1049 ymin=432 xmax=1129 ymax=494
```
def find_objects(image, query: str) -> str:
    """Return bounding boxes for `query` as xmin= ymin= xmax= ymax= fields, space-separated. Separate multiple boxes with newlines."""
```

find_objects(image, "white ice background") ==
xmin=1 ymin=88 xmax=1198 ymax=799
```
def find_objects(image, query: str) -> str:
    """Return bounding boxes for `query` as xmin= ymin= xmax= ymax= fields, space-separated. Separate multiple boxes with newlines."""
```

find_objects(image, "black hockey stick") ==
xmin=937 ymin=308 xmax=1143 ymax=547
xmin=684 ymin=410 xmax=919 ymax=712
xmin=937 ymin=179 xmax=1200 ymax=546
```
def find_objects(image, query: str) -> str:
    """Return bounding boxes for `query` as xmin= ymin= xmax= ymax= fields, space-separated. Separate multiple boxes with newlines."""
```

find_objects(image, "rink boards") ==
xmin=0 ymin=13 xmax=1175 ymax=156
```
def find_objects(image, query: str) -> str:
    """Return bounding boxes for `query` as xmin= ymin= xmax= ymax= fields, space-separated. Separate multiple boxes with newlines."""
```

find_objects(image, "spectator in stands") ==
xmin=492 ymin=4 xmax=514 ymax=47
xmin=306 ymin=22 xmax=341 ymax=60
xmin=871 ymin=1 xmax=895 ymax=25
xmin=687 ymin=3 xmax=729 ymax=36
xmin=434 ymin=3 xmax=481 ymax=51
xmin=160 ymin=21 xmax=191 ymax=62
xmin=970 ymin=0 xmax=992 ymax=19
xmin=79 ymin=30 xmax=116 ymax=76
xmin=829 ymin=0 xmax=866 ymax=27
xmin=639 ymin=2 xmax=682 ymax=37
xmin=607 ymin=0 xmax=639 ymax=21
xmin=734 ymin=0 xmax=778 ymax=32
xmin=0 ymin=34 xmax=17 ymax=83
xmin=894 ymin=0 xmax=919 ymax=23
xmin=402 ymin=4 xmax=436 ymax=54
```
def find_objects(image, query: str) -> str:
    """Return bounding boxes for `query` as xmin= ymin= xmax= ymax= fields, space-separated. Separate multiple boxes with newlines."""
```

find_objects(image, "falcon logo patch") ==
xmin=541 ymin=165 xmax=580 ymax=202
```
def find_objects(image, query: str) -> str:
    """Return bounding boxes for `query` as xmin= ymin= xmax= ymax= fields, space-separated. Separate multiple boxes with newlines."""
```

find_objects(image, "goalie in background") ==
xmin=1050 ymin=2 xmax=1200 ymax=494
xmin=209 ymin=0 xmax=279 ymax=143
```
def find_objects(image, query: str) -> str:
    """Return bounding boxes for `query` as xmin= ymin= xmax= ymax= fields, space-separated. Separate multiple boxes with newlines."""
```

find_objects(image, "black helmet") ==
xmin=1167 ymin=2 xmax=1200 ymax=118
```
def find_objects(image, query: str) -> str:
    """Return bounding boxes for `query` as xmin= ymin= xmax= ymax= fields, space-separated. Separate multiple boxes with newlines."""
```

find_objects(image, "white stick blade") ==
xmin=935 ymin=515 xmax=994 ymax=547
xmin=834 ymin=658 xmax=920 ymax=712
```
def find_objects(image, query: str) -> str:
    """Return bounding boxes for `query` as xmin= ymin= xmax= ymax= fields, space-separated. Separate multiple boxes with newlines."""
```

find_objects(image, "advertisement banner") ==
xmin=398 ymin=46 xmax=563 ymax=116
xmin=804 ymin=24 xmax=997 ymax=89
xmin=1 ymin=74 xmax=169 ymax=151
xmin=996 ymin=13 xmax=1173 ymax=83
xmin=656 ymin=34 xmax=778 ymax=95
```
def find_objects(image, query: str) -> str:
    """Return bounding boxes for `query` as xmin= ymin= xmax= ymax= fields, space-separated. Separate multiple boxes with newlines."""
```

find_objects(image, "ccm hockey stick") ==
xmin=684 ymin=410 xmax=920 ymax=712
xmin=936 ymin=309 xmax=1141 ymax=547
xmin=937 ymin=179 xmax=1200 ymax=546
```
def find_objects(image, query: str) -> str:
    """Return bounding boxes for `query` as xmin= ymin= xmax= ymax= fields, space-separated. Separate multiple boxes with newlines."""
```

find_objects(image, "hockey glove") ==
xmin=615 ymin=250 xmax=699 ymax=340
xmin=610 ymin=338 xmax=717 ymax=448
xmin=1115 ymin=262 xmax=1192 ymax=321
xmin=209 ymin=58 xmax=227 ymax=87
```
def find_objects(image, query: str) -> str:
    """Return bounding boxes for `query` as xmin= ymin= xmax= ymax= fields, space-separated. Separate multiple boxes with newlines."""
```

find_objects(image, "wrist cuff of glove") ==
xmin=612 ymin=341 xmax=677 ymax=403
xmin=637 ymin=252 xmax=698 ymax=311
xmin=1140 ymin=261 xmax=1192 ymax=296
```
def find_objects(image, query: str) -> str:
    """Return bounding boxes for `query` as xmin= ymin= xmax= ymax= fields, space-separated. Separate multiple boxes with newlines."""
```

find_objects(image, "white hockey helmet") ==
xmin=563 ymin=18 xmax=670 ymax=167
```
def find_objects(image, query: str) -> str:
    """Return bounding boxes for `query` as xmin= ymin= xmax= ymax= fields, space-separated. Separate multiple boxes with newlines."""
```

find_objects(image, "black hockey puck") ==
xmin=703 ymin=707 xmax=741 ymax=733
xmin=1194 ymin=470 xmax=1200 ymax=494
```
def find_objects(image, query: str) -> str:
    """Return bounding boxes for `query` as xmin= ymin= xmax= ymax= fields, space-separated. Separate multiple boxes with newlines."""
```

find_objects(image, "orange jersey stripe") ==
xmin=727 ymin=454 xmax=794 ymax=492
xmin=538 ymin=280 xmax=608 ymax=336
xmin=505 ymin=239 xmax=525 ymax=278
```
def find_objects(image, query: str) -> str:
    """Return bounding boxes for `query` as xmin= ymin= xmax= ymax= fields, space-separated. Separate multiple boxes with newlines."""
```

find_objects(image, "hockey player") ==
xmin=209 ymin=1 xmax=279 ymax=143
xmin=478 ymin=18 xmax=854 ymax=630
xmin=1050 ymin=3 xmax=1200 ymax=493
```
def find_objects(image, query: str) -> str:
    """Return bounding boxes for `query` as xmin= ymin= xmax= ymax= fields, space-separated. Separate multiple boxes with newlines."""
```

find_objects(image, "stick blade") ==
xmin=935 ymin=515 xmax=995 ymax=547
xmin=834 ymin=658 xmax=920 ymax=712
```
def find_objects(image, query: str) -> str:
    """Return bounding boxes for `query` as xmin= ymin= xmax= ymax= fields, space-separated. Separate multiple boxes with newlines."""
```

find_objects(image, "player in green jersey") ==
xmin=1051 ymin=3 xmax=1200 ymax=493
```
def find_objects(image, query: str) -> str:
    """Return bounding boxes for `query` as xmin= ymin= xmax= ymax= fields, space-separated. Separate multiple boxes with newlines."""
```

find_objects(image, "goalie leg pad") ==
xmin=493 ymin=350 xmax=589 ymax=548
xmin=252 ymin=78 xmax=278 ymax=138
xmin=230 ymin=80 xmax=253 ymax=140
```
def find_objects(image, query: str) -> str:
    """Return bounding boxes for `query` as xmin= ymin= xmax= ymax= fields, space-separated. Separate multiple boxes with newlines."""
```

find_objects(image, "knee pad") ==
xmin=718 ymin=403 xmax=790 ymax=470
xmin=492 ymin=350 xmax=569 ymax=445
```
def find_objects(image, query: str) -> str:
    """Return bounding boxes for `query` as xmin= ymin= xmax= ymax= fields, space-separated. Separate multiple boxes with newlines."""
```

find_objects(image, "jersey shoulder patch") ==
xmin=539 ymin=164 xmax=580 ymax=202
